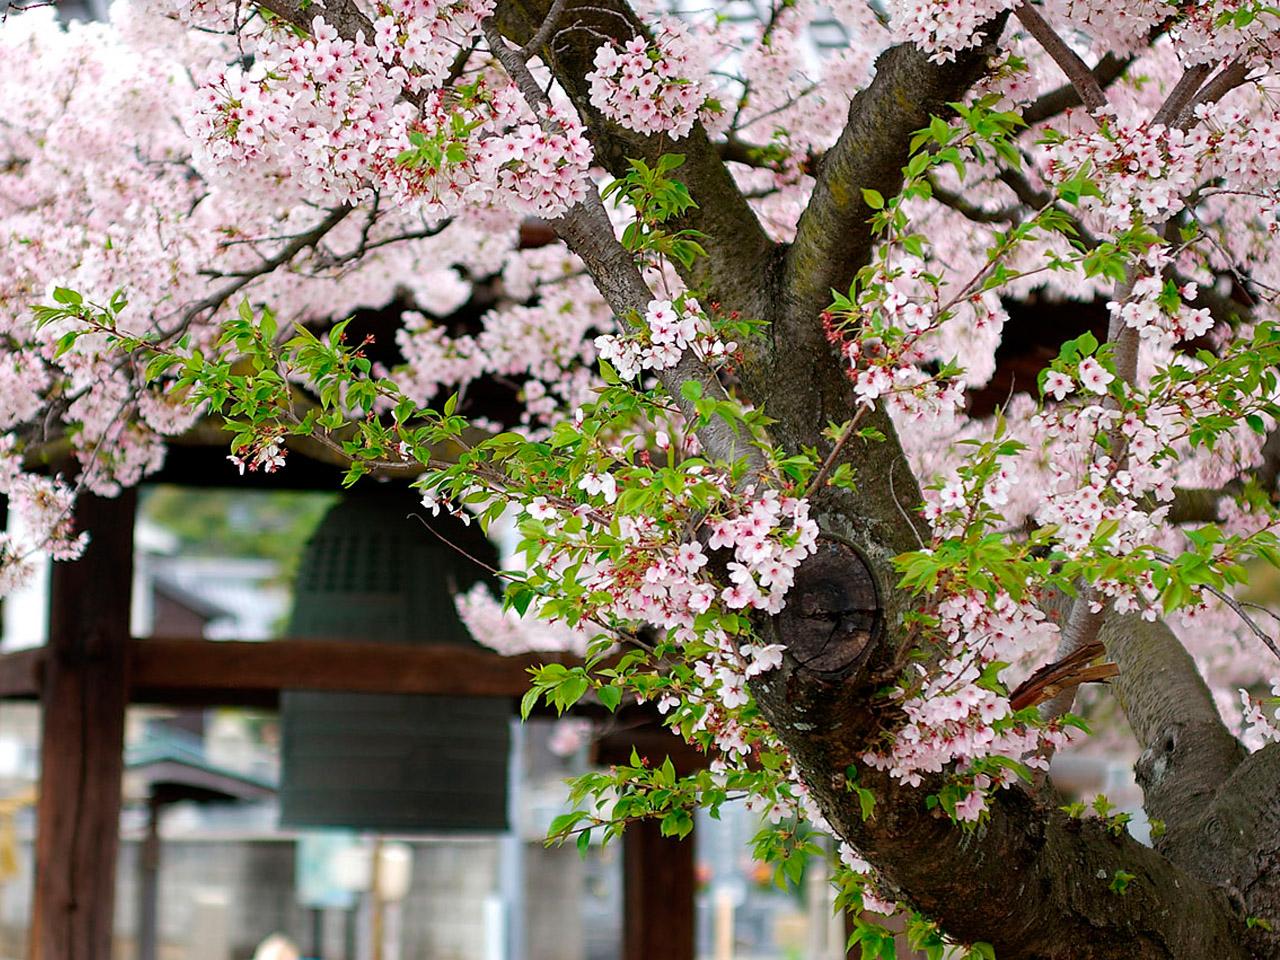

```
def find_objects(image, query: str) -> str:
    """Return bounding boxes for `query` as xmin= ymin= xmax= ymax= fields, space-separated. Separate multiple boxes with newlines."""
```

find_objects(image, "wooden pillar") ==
xmin=0 ymin=493 xmax=8 ymax=641
xmin=622 ymin=818 xmax=695 ymax=960
xmin=32 ymin=490 xmax=136 ymax=960
xmin=137 ymin=795 xmax=161 ymax=960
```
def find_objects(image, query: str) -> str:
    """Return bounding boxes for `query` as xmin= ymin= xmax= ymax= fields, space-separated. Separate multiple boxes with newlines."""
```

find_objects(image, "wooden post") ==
xmin=622 ymin=818 xmax=695 ymax=960
xmin=32 ymin=490 xmax=136 ymax=960
xmin=137 ymin=795 xmax=161 ymax=960
xmin=370 ymin=837 xmax=384 ymax=960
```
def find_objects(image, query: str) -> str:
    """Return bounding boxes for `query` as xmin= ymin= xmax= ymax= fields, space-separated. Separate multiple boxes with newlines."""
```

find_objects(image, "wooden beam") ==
xmin=33 ymin=490 xmax=136 ymax=960
xmin=0 ymin=647 xmax=43 ymax=698
xmin=623 ymin=817 xmax=696 ymax=960
xmin=127 ymin=637 xmax=585 ymax=706
xmin=0 ymin=638 xmax=604 ymax=708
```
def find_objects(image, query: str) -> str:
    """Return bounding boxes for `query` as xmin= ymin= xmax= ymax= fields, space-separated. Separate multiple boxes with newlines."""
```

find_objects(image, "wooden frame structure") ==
xmin=0 ymin=490 xmax=698 ymax=960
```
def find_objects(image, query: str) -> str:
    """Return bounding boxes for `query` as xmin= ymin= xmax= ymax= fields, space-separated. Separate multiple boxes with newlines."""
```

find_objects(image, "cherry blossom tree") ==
xmin=4 ymin=0 xmax=1280 ymax=954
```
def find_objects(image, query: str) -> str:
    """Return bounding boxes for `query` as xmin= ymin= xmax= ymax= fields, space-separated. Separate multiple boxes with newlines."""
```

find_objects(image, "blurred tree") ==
xmin=139 ymin=487 xmax=337 ymax=582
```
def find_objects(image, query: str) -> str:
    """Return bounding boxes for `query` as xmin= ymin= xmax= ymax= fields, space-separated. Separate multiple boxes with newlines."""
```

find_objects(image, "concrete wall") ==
xmin=0 ymin=835 xmax=516 ymax=960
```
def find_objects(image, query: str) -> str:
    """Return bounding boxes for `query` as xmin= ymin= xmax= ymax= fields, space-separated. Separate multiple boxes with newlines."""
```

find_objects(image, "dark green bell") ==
xmin=279 ymin=488 xmax=510 ymax=833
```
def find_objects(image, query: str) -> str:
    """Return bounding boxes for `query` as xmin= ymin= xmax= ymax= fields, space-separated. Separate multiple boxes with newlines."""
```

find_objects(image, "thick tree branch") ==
xmin=928 ymin=179 xmax=1023 ymax=224
xmin=1166 ymin=742 xmax=1280 ymax=923
xmin=1184 ymin=59 xmax=1254 ymax=124
xmin=495 ymin=0 xmax=777 ymax=316
xmin=518 ymin=0 xmax=567 ymax=57
xmin=1014 ymin=4 xmax=1107 ymax=113
xmin=1023 ymin=52 xmax=1132 ymax=126
xmin=1152 ymin=64 xmax=1215 ymax=129
xmin=1100 ymin=614 xmax=1247 ymax=835
xmin=747 ymin=583 xmax=1258 ymax=958
xmin=781 ymin=34 xmax=1000 ymax=329
xmin=482 ymin=19 xmax=771 ymax=480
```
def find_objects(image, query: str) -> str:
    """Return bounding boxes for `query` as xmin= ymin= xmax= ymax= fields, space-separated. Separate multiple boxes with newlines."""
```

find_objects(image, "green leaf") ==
xmin=1108 ymin=870 xmax=1135 ymax=895
xmin=260 ymin=307 xmax=277 ymax=343
xmin=597 ymin=685 xmax=622 ymax=712
xmin=520 ymin=686 xmax=541 ymax=720
xmin=144 ymin=352 xmax=181 ymax=382
xmin=509 ymin=586 xmax=535 ymax=617
xmin=855 ymin=786 xmax=876 ymax=821
xmin=53 ymin=331 xmax=81 ymax=358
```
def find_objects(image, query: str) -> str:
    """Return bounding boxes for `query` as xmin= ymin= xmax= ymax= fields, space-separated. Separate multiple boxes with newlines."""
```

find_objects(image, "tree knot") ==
xmin=775 ymin=536 xmax=880 ymax=675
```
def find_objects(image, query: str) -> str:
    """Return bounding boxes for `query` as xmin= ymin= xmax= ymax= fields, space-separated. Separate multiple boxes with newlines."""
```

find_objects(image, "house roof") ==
xmin=125 ymin=730 xmax=276 ymax=804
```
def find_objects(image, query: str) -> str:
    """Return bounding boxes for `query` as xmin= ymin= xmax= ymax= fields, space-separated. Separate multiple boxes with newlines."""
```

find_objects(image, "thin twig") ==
xmin=802 ymin=407 xmax=866 ymax=499
xmin=1150 ymin=552 xmax=1280 ymax=662
xmin=164 ymin=205 xmax=352 ymax=339
xmin=1200 ymin=585 xmax=1280 ymax=662
xmin=889 ymin=456 xmax=928 ymax=549
xmin=408 ymin=511 xmax=658 ymax=654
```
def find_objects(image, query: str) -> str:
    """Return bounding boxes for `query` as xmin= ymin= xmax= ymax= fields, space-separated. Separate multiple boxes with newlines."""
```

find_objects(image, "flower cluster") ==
xmin=192 ymin=16 xmax=595 ymax=220
xmin=707 ymin=491 xmax=819 ymax=614
xmin=1109 ymin=275 xmax=1215 ymax=346
xmin=1174 ymin=0 xmax=1280 ymax=67
xmin=890 ymin=0 xmax=1017 ymax=62
xmin=474 ymin=106 xmax=594 ymax=218
xmin=190 ymin=19 xmax=403 ymax=202
xmin=921 ymin=453 xmax=1020 ymax=537
xmin=1046 ymin=0 xmax=1167 ymax=53
xmin=1045 ymin=106 xmax=1280 ymax=235
xmin=1240 ymin=680 xmax=1280 ymax=748
xmin=0 ymin=444 xmax=87 ymax=578
xmin=227 ymin=437 xmax=287 ymax=475
xmin=555 ymin=486 xmax=818 ymax=628
xmin=1036 ymin=453 xmax=1167 ymax=564
xmin=493 ymin=472 xmax=816 ymax=756
xmin=595 ymin=298 xmax=738 ymax=381
xmin=381 ymin=92 xmax=594 ymax=218
xmin=371 ymin=0 xmax=495 ymax=92
xmin=821 ymin=280 xmax=979 ymax=418
xmin=863 ymin=590 xmax=1069 ymax=818
xmin=371 ymin=81 xmax=524 ymax=211
xmin=454 ymin=581 xmax=593 ymax=655
xmin=586 ymin=19 xmax=713 ymax=139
